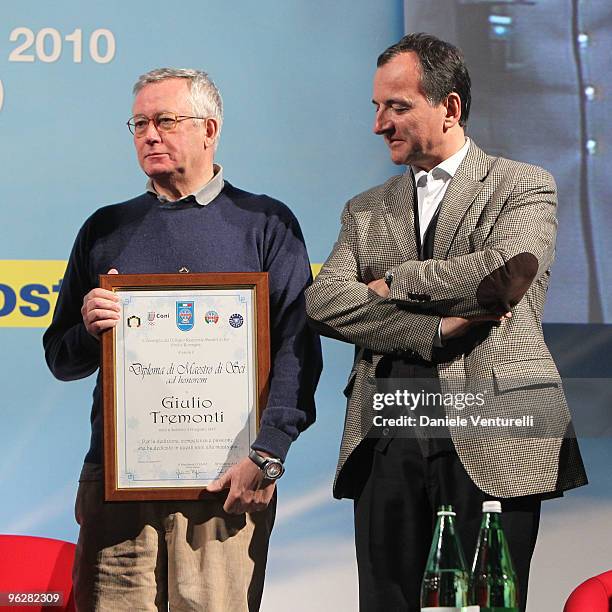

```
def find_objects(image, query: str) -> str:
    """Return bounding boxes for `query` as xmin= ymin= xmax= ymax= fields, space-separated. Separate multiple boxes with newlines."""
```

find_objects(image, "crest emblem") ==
xmin=205 ymin=310 xmax=219 ymax=324
xmin=176 ymin=301 xmax=194 ymax=331
xmin=229 ymin=313 xmax=244 ymax=328
xmin=127 ymin=315 xmax=141 ymax=328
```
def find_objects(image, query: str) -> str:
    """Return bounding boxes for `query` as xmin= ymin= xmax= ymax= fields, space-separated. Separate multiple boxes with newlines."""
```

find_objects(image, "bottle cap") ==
xmin=483 ymin=500 xmax=502 ymax=513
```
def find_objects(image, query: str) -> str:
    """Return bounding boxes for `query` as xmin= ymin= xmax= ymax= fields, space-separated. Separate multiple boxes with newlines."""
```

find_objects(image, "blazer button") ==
xmin=407 ymin=292 xmax=431 ymax=301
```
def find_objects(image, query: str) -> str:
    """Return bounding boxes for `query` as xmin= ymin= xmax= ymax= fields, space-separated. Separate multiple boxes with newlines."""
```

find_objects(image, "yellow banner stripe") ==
xmin=0 ymin=260 xmax=323 ymax=328
xmin=311 ymin=263 xmax=322 ymax=278
xmin=0 ymin=260 xmax=67 ymax=328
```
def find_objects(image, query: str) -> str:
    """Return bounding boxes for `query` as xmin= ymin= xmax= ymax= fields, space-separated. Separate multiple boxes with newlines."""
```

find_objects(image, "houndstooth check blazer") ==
xmin=305 ymin=141 xmax=587 ymax=500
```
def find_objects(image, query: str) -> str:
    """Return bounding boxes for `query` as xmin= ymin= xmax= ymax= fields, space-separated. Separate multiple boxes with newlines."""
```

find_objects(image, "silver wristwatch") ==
xmin=384 ymin=269 xmax=394 ymax=289
xmin=248 ymin=449 xmax=285 ymax=480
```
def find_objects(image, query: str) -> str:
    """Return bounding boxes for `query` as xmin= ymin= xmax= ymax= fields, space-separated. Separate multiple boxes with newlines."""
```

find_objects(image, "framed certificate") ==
xmin=100 ymin=273 xmax=270 ymax=501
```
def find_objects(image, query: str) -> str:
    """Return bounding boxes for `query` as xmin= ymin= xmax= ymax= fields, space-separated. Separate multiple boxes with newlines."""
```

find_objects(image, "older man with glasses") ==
xmin=43 ymin=68 xmax=321 ymax=612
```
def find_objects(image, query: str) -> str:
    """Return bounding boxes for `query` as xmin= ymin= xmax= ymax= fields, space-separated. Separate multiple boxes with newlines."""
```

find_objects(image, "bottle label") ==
xmin=421 ymin=607 xmax=480 ymax=611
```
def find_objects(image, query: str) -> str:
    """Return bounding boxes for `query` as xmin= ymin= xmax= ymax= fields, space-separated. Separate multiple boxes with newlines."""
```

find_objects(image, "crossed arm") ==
xmin=305 ymin=203 xmax=443 ymax=362
xmin=386 ymin=172 xmax=557 ymax=317
xmin=306 ymin=169 xmax=556 ymax=354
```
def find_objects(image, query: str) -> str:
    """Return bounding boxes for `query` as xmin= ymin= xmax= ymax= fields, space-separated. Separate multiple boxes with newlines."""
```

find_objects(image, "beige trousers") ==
xmin=73 ymin=464 xmax=275 ymax=612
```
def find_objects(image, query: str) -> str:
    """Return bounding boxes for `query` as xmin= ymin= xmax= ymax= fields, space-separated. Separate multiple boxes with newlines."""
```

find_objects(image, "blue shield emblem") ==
xmin=176 ymin=301 xmax=194 ymax=331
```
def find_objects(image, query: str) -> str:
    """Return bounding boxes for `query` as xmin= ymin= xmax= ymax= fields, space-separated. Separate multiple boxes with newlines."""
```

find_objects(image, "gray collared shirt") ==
xmin=146 ymin=163 xmax=225 ymax=206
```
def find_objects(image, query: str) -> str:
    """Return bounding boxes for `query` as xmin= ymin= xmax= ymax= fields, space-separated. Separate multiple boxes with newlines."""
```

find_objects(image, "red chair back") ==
xmin=0 ymin=535 xmax=76 ymax=612
xmin=564 ymin=570 xmax=612 ymax=612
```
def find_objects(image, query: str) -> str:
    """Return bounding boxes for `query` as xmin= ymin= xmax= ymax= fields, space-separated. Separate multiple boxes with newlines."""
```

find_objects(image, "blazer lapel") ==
xmin=433 ymin=142 xmax=493 ymax=259
xmin=382 ymin=172 xmax=420 ymax=261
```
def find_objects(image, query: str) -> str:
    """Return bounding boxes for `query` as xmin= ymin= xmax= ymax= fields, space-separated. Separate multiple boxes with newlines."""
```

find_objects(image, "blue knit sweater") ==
xmin=43 ymin=182 xmax=322 ymax=464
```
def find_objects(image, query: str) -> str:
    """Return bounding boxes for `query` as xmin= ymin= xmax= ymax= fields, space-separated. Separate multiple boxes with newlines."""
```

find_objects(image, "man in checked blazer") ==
xmin=305 ymin=33 xmax=587 ymax=612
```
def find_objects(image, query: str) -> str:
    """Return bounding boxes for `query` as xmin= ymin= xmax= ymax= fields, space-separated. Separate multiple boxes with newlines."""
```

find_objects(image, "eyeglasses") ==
xmin=126 ymin=112 xmax=207 ymax=136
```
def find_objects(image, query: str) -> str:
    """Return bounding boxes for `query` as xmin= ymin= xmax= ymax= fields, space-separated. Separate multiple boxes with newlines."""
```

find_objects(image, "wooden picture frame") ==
xmin=100 ymin=272 xmax=270 ymax=501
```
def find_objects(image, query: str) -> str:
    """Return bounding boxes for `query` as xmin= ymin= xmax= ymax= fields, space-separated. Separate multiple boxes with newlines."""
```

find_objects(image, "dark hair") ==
xmin=377 ymin=33 xmax=471 ymax=127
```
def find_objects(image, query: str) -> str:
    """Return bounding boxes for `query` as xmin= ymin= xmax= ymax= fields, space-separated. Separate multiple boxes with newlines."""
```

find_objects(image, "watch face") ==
xmin=264 ymin=461 xmax=283 ymax=479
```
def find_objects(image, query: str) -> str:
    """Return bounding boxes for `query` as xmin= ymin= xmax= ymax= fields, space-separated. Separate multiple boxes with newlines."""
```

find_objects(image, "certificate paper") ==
xmin=101 ymin=273 xmax=270 ymax=501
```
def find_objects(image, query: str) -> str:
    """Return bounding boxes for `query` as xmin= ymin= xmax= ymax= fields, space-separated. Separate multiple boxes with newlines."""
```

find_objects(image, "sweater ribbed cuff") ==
xmin=251 ymin=425 xmax=294 ymax=463
xmin=81 ymin=327 xmax=101 ymax=357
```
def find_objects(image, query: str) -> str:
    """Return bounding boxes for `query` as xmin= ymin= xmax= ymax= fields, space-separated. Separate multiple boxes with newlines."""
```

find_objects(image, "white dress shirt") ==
xmin=409 ymin=139 xmax=470 ymax=346
xmin=411 ymin=138 xmax=471 ymax=243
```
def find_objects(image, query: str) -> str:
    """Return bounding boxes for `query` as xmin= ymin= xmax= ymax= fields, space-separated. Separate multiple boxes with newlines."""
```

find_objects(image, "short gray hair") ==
xmin=133 ymin=68 xmax=223 ymax=141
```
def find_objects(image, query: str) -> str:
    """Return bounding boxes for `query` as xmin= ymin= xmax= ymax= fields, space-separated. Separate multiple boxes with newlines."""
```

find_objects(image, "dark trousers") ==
xmin=353 ymin=437 xmax=541 ymax=612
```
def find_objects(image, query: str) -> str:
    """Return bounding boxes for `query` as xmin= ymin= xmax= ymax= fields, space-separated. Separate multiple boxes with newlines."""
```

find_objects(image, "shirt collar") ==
xmin=411 ymin=138 xmax=471 ymax=184
xmin=146 ymin=163 xmax=224 ymax=206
